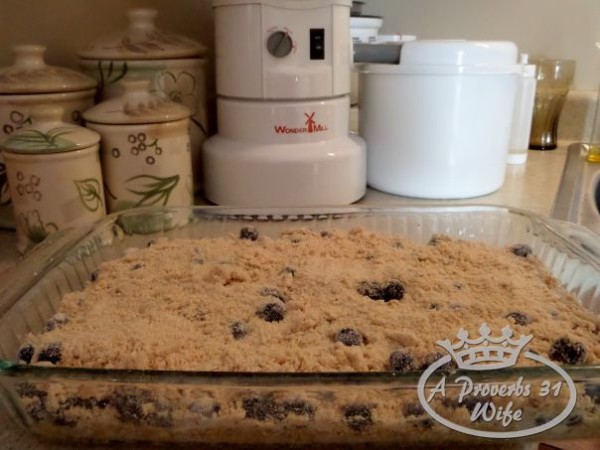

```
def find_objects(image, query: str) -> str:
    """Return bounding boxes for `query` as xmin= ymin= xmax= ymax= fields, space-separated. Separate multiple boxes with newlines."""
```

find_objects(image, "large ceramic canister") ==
xmin=1 ymin=106 xmax=105 ymax=254
xmin=78 ymin=8 xmax=208 ymax=193
xmin=0 ymin=45 xmax=97 ymax=227
xmin=83 ymin=79 xmax=193 ymax=213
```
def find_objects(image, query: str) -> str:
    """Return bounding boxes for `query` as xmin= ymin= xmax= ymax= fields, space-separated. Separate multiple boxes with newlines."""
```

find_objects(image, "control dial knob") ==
xmin=266 ymin=31 xmax=293 ymax=58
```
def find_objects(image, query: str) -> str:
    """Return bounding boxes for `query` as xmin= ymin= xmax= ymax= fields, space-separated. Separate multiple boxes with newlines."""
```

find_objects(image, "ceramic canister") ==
xmin=0 ymin=45 xmax=97 ymax=228
xmin=1 ymin=106 xmax=105 ymax=254
xmin=78 ymin=8 xmax=208 ymax=193
xmin=83 ymin=79 xmax=193 ymax=213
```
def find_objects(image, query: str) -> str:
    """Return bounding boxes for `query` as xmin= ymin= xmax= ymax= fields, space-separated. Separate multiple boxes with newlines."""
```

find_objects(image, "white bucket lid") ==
xmin=362 ymin=40 xmax=521 ymax=75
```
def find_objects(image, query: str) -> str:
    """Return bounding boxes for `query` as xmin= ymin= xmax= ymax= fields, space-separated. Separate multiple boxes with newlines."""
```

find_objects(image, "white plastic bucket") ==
xmin=360 ymin=40 xmax=521 ymax=199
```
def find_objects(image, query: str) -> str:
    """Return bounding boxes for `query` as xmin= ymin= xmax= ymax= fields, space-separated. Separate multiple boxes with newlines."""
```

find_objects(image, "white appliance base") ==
xmin=203 ymin=134 xmax=366 ymax=206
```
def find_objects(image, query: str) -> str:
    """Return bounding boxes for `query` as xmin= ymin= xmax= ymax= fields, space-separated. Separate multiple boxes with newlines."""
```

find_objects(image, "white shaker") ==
xmin=1 ymin=106 xmax=105 ymax=253
xmin=83 ymin=79 xmax=193 ymax=213
xmin=507 ymin=54 xmax=537 ymax=165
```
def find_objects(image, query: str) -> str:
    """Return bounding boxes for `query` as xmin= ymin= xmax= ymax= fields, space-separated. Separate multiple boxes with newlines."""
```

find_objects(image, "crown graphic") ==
xmin=436 ymin=323 xmax=533 ymax=371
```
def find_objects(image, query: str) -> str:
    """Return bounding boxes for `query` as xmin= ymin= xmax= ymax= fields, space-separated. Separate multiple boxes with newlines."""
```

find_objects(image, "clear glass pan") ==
xmin=0 ymin=205 xmax=599 ymax=447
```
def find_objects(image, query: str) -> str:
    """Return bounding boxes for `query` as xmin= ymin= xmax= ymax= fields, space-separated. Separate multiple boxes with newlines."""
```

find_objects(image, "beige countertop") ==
xmin=0 ymin=142 xmax=598 ymax=450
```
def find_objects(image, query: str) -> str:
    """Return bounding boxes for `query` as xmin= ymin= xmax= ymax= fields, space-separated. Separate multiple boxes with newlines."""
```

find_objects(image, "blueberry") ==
xmin=52 ymin=414 xmax=77 ymax=427
xmin=131 ymin=263 xmax=143 ymax=270
xmin=535 ymin=416 xmax=550 ymax=426
xmin=231 ymin=321 xmax=248 ymax=340
xmin=25 ymin=398 xmax=47 ymax=422
xmin=419 ymin=418 xmax=435 ymax=429
xmin=420 ymin=352 xmax=457 ymax=372
xmin=461 ymin=395 xmax=492 ymax=414
xmin=96 ymin=397 xmax=111 ymax=409
xmin=343 ymin=404 xmax=373 ymax=431
xmin=441 ymin=397 xmax=460 ymax=409
xmin=549 ymin=338 xmax=587 ymax=365
xmin=283 ymin=399 xmax=315 ymax=418
xmin=90 ymin=270 xmax=99 ymax=282
xmin=17 ymin=383 xmax=47 ymax=400
xmin=112 ymin=387 xmax=172 ymax=427
xmin=260 ymin=287 xmax=288 ymax=303
xmin=17 ymin=344 xmax=34 ymax=364
xmin=243 ymin=395 xmax=287 ymax=421
xmin=505 ymin=312 xmax=530 ymax=326
xmin=584 ymin=384 xmax=600 ymax=404
xmin=403 ymin=403 xmax=425 ymax=417
xmin=257 ymin=303 xmax=286 ymax=322
xmin=357 ymin=280 xmax=405 ymax=302
xmin=61 ymin=396 xmax=110 ymax=410
xmin=37 ymin=343 xmax=62 ymax=364
xmin=511 ymin=244 xmax=533 ymax=257
xmin=112 ymin=390 xmax=148 ymax=423
xmin=240 ymin=227 xmax=259 ymax=241
xmin=334 ymin=328 xmax=364 ymax=346
xmin=389 ymin=349 xmax=415 ymax=373
xmin=44 ymin=313 xmax=69 ymax=332
xmin=17 ymin=383 xmax=47 ymax=422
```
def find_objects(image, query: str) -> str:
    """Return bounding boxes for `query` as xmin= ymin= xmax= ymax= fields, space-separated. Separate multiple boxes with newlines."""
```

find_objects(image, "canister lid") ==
xmin=78 ymin=9 xmax=206 ymax=60
xmin=82 ymin=79 xmax=191 ymax=124
xmin=0 ymin=45 xmax=97 ymax=94
xmin=1 ymin=106 xmax=100 ymax=154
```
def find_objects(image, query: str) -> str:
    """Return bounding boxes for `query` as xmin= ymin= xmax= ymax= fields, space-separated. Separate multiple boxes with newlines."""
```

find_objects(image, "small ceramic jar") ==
xmin=79 ymin=8 xmax=208 ymax=193
xmin=1 ymin=106 xmax=106 ymax=254
xmin=0 ymin=44 xmax=97 ymax=227
xmin=83 ymin=79 xmax=193 ymax=213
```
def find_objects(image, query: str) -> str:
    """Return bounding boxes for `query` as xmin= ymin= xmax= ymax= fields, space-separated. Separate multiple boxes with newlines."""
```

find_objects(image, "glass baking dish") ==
xmin=0 ymin=205 xmax=599 ymax=447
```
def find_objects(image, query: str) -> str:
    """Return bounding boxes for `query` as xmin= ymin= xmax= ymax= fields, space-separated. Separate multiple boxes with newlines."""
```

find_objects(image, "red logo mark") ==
xmin=274 ymin=112 xmax=329 ymax=135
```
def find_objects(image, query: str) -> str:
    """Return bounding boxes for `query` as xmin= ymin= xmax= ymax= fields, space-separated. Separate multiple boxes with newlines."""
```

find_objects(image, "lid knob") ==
xmin=121 ymin=78 xmax=152 ymax=96
xmin=12 ymin=45 xmax=47 ymax=70
xmin=127 ymin=8 xmax=158 ymax=31
xmin=29 ymin=105 xmax=65 ymax=123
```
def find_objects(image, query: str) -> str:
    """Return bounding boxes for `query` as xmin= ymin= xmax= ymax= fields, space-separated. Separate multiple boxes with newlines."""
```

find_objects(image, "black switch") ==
xmin=310 ymin=28 xmax=325 ymax=60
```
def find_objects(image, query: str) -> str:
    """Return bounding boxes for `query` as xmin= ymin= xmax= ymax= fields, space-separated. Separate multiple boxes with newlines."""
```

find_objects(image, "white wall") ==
xmin=363 ymin=0 xmax=600 ymax=90
xmin=1 ymin=0 xmax=598 ymax=90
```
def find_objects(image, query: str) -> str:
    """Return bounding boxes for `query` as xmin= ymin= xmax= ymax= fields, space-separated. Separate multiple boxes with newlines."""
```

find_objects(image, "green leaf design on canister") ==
xmin=18 ymin=210 xmax=58 ymax=245
xmin=74 ymin=178 xmax=103 ymax=212
xmin=97 ymin=60 xmax=128 ymax=88
xmin=3 ymin=127 xmax=77 ymax=151
xmin=125 ymin=174 xmax=179 ymax=206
